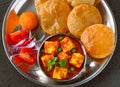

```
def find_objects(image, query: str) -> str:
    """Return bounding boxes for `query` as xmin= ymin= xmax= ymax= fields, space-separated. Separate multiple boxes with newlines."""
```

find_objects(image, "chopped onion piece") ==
xmin=14 ymin=38 xmax=27 ymax=47
xmin=26 ymin=38 xmax=36 ymax=48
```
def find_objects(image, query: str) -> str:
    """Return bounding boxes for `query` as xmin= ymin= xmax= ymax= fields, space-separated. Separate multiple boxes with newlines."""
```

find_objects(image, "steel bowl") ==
xmin=37 ymin=33 xmax=87 ymax=84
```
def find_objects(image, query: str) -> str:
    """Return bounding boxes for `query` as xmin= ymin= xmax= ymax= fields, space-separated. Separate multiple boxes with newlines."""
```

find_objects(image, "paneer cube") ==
xmin=58 ymin=52 xmax=70 ymax=60
xmin=60 ymin=37 xmax=75 ymax=52
xmin=53 ymin=67 xmax=68 ymax=79
xmin=44 ymin=41 xmax=59 ymax=54
xmin=69 ymin=53 xmax=84 ymax=68
xmin=41 ymin=54 xmax=54 ymax=67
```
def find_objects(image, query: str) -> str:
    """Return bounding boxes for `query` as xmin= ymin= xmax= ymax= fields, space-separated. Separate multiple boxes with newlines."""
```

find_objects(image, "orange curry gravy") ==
xmin=39 ymin=34 xmax=85 ymax=80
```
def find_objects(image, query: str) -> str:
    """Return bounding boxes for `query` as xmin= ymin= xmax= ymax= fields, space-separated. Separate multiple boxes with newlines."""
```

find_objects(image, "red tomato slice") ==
xmin=10 ymin=29 xmax=28 ymax=43
xmin=12 ymin=55 xmax=32 ymax=73
xmin=19 ymin=48 xmax=36 ymax=64
xmin=5 ymin=34 xmax=16 ymax=46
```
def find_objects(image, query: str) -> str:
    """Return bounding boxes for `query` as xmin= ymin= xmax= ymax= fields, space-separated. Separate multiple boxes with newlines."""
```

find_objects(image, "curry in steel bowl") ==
xmin=38 ymin=34 xmax=87 ymax=81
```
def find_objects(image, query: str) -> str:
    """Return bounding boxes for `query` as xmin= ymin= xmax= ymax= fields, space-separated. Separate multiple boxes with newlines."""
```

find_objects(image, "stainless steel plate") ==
xmin=2 ymin=0 xmax=117 ymax=87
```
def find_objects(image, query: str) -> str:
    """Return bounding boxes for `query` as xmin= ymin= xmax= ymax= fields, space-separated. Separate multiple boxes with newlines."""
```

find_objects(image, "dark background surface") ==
xmin=0 ymin=0 xmax=120 ymax=87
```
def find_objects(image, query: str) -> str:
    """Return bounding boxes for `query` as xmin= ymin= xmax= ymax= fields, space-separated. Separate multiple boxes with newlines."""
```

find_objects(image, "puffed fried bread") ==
xmin=81 ymin=24 xmax=115 ymax=59
xmin=67 ymin=3 xmax=102 ymax=38
xmin=34 ymin=0 xmax=71 ymax=35
xmin=67 ymin=0 xmax=95 ymax=7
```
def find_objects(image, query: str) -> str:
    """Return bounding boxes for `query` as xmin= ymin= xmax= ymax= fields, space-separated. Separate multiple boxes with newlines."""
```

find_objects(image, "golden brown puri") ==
xmin=81 ymin=24 xmax=115 ymax=59
xmin=67 ymin=0 xmax=95 ymax=7
xmin=34 ymin=0 xmax=47 ymax=14
xmin=67 ymin=3 xmax=102 ymax=38
xmin=35 ymin=0 xmax=71 ymax=35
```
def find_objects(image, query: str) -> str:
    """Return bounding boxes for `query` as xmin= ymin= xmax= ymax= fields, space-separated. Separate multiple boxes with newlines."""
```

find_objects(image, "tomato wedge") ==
xmin=19 ymin=48 xmax=36 ymax=64
xmin=6 ymin=29 xmax=29 ymax=46
xmin=5 ymin=34 xmax=16 ymax=46
xmin=13 ymin=55 xmax=33 ymax=73
xmin=10 ymin=29 xmax=28 ymax=43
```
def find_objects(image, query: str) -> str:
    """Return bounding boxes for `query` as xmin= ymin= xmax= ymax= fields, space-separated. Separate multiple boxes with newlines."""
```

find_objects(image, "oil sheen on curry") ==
xmin=39 ymin=34 xmax=85 ymax=80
